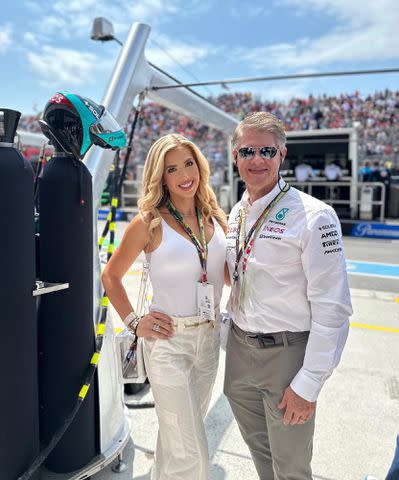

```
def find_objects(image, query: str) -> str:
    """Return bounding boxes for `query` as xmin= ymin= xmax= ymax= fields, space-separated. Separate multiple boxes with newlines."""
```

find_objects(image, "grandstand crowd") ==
xmin=20 ymin=89 xmax=399 ymax=174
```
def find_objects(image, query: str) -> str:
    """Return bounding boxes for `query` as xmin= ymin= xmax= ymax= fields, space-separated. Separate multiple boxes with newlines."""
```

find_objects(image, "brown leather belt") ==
xmin=232 ymin=322 xmax=309 ymax=348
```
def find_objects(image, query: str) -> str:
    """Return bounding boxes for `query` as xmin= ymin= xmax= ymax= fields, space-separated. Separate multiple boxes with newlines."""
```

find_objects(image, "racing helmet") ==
xmin=39 ymin=91 xmax=126 ymax=159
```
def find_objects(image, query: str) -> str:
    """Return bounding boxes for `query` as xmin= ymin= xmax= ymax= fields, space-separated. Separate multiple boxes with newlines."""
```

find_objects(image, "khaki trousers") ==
xmin=144 ymin=316 xmax=220 ymax=480
xmin=224 ymin=325 xmax=314 ymax=480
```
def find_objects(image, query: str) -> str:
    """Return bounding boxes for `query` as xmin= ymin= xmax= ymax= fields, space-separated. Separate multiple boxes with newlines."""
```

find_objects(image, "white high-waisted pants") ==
xmin=143 ymin=315 xmax=220 ymax=480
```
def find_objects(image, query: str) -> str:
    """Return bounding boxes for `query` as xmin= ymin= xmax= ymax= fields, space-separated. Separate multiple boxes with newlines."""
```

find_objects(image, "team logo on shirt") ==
xmin=275 ymin=208 xmax=289 ymax=221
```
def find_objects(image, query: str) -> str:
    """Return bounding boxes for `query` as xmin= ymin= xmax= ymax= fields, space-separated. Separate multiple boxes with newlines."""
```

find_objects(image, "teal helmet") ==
xmin=39 ymin=91 xmax=126 ymax=159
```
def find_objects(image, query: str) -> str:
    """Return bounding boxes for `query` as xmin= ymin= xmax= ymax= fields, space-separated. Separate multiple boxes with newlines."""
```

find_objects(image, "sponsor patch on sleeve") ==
xmin=318 ymin=223 xmax=342 ymax=254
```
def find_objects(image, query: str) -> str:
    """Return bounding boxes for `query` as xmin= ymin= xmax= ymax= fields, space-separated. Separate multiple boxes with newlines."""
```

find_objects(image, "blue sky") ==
xmin=1 ymin=0 xmax=399 ymax=115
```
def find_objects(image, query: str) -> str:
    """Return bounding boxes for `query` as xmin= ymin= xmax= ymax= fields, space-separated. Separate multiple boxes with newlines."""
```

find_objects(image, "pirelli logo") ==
xmin=322 ymin=239 xmax=340 ymax=248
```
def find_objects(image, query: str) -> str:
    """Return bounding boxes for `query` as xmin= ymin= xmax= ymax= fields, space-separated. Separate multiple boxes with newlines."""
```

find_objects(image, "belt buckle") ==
xmin=245 ymin=333 xmax=276 ymax=348
xmin=259 ymin=334 xmax=276 ymax=348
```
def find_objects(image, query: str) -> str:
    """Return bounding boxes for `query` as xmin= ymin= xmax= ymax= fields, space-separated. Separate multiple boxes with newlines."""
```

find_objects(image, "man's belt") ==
xmin=232 ymin=322 xmax=309 ymax=348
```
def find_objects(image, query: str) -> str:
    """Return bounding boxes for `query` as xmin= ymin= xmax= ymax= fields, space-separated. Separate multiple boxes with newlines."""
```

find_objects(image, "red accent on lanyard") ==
xmin=233 ymin=185 xmax=290 ymax=282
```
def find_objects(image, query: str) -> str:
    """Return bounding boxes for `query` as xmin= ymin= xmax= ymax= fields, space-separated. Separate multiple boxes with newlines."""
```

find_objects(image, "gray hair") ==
xmin=232 ymin=112 xmax=286 ymax=151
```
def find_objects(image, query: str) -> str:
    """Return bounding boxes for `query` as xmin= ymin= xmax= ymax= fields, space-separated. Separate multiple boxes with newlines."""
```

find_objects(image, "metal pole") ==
xmin=227 ymin=135 xmax=234 ymax=209
xmin=85 ymin=22 xmax=152 ymax=205
xmin=349 ymin=129 xmax=358 ymax=219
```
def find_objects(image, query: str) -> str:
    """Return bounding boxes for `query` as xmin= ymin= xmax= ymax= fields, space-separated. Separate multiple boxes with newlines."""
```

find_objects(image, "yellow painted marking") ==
xmin=107 ymin=244 xmax=114 ymax=254
xmin=101 ymin=297 xmax=109 ymax=307
xmin=97 ymin=324 xmax=105 ymax=335
xmin=99 ymin=237 xmax=104 ymax=246
xmin=111 ymin=198 xmax=118 ymax=207
xmin=79 ymin=384 xmax=89 ymax=399
xmin=350 ymin=322 xmax=399 ymax=333
xmin=395 ymin=297 xmax=399 ymax=303
xmin=107 ymin=212 xmax=112 ymax=221
xmin=110 ymin=222 xmax=115 ymax=232
xmin=127 ymin=270 xmax=141 ymax=276
xmin=91 ymin=352 xmax=100 ymax=365
xmin=115 ymin=327 xmax=123 ymax=334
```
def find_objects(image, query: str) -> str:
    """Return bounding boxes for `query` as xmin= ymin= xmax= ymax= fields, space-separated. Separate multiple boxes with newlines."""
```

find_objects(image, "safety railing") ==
xmin=121 ymin=179 xmax=141 ymax=207
xmin=288 ymin=180 xmax=386 ymax=222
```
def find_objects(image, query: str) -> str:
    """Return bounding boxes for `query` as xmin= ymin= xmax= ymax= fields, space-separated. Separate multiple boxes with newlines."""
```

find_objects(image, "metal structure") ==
xmin=288 ymin=181 xmax=386 ymax=223
xmin=286 ymin=128 xmax=359 ymax=219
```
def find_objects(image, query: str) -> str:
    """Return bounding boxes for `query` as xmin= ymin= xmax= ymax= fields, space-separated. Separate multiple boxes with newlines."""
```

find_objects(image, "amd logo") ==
xmin=321 ymin=230 xmax=338 ymax=239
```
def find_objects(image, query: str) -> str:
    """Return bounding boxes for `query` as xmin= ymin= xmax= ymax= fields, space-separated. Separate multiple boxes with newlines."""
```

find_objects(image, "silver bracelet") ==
xmin=123 ymin=311 xmax=141 ymax=335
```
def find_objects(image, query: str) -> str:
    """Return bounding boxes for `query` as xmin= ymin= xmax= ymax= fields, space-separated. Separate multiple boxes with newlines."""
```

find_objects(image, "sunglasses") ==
xmin=237 ymin=146 xmax=279 ymax=160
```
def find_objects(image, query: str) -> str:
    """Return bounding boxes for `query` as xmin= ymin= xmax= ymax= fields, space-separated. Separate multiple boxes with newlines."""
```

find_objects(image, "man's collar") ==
xmin=241 ymin=179 xmax=287 ymax=212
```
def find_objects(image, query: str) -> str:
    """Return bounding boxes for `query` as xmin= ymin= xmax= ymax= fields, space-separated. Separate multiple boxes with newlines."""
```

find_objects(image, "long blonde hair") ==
xmin=138 ymin=133 xmax=227 ymax=238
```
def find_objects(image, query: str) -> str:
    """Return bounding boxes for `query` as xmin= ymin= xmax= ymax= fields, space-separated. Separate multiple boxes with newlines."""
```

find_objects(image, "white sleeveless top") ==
xmin=146 ymin=217 xmax=226 ymax=317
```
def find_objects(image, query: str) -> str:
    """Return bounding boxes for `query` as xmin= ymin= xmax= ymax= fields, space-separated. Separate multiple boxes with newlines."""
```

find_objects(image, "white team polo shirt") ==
xmin=226 ymin=180 xmax=353 ymax=401
xmin=324 ymin=163 xmax=342 ymax=180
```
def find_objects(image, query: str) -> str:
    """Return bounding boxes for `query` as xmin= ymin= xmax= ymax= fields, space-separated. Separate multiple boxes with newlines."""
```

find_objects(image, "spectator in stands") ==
xmin=360 ymin=160 xmax=373 ymax=181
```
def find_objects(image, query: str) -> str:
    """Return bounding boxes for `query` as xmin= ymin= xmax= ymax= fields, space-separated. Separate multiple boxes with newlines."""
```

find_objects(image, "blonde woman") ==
xmin=102 ymin=134 xmax=227 ymax=480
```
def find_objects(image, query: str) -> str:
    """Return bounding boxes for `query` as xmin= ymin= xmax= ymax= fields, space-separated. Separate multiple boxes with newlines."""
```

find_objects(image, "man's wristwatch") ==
xmin=124 ymin=312 xmax=141 ymax=336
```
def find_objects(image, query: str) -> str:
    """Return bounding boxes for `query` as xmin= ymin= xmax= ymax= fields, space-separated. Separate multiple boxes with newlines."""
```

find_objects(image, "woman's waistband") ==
xmin=171 ymin=306 xmax=220 ymax=329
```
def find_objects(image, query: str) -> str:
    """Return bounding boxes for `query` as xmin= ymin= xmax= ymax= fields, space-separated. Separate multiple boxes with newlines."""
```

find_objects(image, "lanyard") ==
xmin=233 ymin=184 xmax=290 ymax=283
xmin=167 ymin=201 xmax=208 ymax=284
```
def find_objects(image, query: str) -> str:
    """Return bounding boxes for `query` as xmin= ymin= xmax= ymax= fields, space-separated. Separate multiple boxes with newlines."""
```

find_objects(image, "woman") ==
xmin=102 ymin=133 xmax=227 ymax=480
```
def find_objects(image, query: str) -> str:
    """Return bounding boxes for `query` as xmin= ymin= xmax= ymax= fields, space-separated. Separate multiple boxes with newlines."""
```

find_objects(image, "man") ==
xmin=294 ymin=162 xmax=314 ymax=182
xmin=224 ymin=112 xmax=352 ymax=480
xmin=324 ymin=161 xmax=342 ymax=181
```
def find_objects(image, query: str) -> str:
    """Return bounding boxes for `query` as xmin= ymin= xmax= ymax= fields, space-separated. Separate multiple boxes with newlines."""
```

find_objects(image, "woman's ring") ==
xmin=152 ymin=323 xmax=161 ymax=332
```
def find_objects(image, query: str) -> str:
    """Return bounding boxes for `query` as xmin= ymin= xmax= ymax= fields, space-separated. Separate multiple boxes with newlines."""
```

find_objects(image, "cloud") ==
xmin=40 ymin=15 xmax=68 ymax=35
xmin=27 ymin=45 xmax=112 ymax=87
xmin=24 ymin=0 xmax=42 ymax=12
xmin=46 ymin=0 xmax=185 ymax=39
xmin=230 ymin=5 xmax=271 ymax=18
xmin=146 ymin=35 xmax=212 ymax=69
xmin=234 ymin=0 xmax=399 ymax=71
xmin=23 ymin=31 xmax=39 ymax=46
xmin=127 ymin=0 xmax=179 ymax=20
xmin=0 ymin=24 xmax=12 ymax=54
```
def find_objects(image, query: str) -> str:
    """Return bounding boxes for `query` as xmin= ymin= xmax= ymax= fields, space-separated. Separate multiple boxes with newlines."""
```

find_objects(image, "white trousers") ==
xmin=143 ymin=315 xmax=220 ymax=480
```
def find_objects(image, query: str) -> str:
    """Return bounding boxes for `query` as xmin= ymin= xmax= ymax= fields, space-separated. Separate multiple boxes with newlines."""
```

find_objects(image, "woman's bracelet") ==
xmin=123 ymin=311 xmax=142 ymax=336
